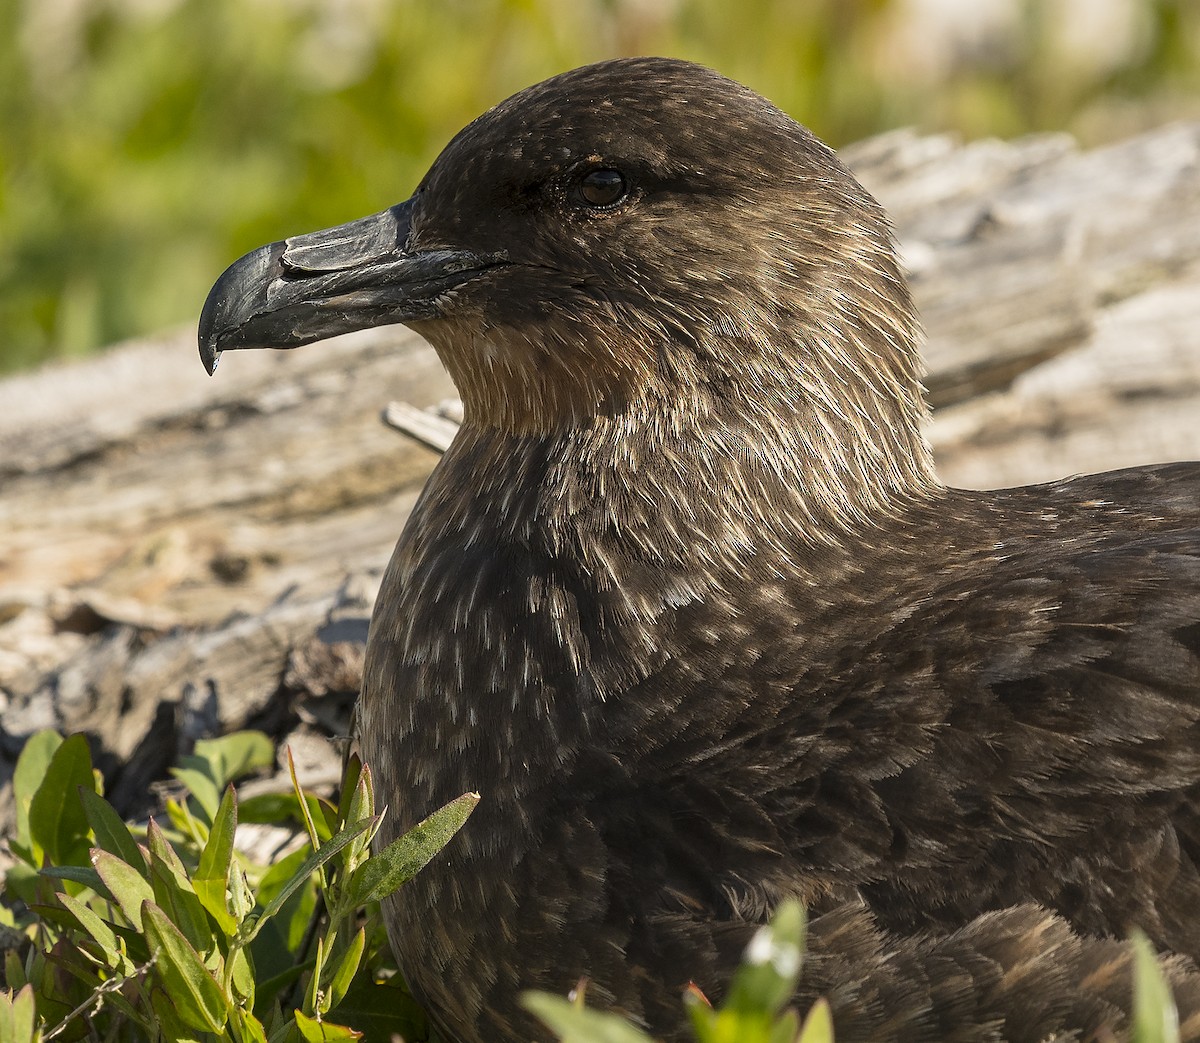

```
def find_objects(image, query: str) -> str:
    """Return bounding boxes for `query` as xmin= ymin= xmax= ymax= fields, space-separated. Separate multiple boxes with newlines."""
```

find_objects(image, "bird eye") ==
xmin=577 ymin=168 xmax=628 ymax=209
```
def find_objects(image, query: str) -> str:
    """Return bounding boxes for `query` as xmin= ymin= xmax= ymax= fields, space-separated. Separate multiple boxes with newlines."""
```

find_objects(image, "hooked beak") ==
xmin=197 ymin=197 xmax=506 ymax=374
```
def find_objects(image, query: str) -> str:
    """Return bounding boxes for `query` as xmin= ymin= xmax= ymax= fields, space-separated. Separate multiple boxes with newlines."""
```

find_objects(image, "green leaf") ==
xmin=238 ymin=791 xmax=305 ymax=824
xmin=238 ymin=791 xmax=336 ymax=841
xmin=24 ymin=902 xmax=80 ymax=935
xmin=523 ymin=993 xmax=655 ymax=1043
xmin=726 ymin=901 xmax=806 ymax=1018
xmin=2 ymin=863 xmax=41 ymax=910
xmin=164 ymin=794 xmax=203 ymax=840
xmin=12 ymin=730 xmax=62 ymax=857
xmin=345 ymin=793 xmax=479 ymax=907
xmin=170 ymin=766 xmax=222 ymax=822
xmin=243 ymin=817 xmax=376 ymax=944
xmin=79 ymin=787 xmax=147 ymax=876
xmin=141 ymin=901 xmax=228 ymax=1034
xmin=56 ymin=890 xmax=120 ymax=961
xmin=795 ymin=999 xmax=833 ymax=1043
xmin=343 ymin=763 xmax=369 ymax=840
xmin=342 ymin=765 xmax=374 ymax=865
xmin=146 ymin=820 xmax=213 ymax=953
xmin=770 ymin=1010 xmax=803 ymax=1043
xmin=289 ymin=746 xmax=324 ymax=853
xmin=229 ymin=944 xmax=256 ymax=1007
xmin=325 ymin=927 xmax=365 ymax=1013
xmin=4 ymin=950 xmax=29 ymax=992
xmin=0 ymin=983 xmax=39 ymax=1043
xmin=335 ymin=754 xmax=364 ymax=826
xmin=148 ymin=862 xmax=214 ymax=956
xmin=230 ymin=1005 xmax=271 ymax=1043
xmin=306 ymin=932 xmax=330 ymax=1016
xmin=92 ymin=849 xmax=155 ymax=930
xmin=194 ymin=731 xmax=275 ymax=789
xmin=194 ymin=784 xmax=239 ymax=935
xmin=229 ymin=863 xmax=255 ymax=924
xmin=294 ymin=1010 xmax=361 ymax=1042
xmin=38 ymin=863 xmax=106 ymax=894
xmin=28 ymin=734 xmax=95 ymax=866
xmin=1132 ymin=930 xmax=1180 ymax=1043
xmin=145 ymin=817 xmax=189 ymax=877
xmin=148 ymin=980 xmax=204 ymax=1043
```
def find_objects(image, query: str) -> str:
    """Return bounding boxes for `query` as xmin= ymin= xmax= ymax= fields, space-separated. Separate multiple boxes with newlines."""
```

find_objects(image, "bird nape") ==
xmin=198 ymin=57 xmax=1200 ymax=1043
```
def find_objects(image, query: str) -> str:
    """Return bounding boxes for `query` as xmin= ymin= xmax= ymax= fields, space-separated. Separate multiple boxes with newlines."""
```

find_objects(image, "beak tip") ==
xmin=198 ymin=325 xmax=222 ymax=375
xmin=198 ymin=324 xmax=222 ymax=376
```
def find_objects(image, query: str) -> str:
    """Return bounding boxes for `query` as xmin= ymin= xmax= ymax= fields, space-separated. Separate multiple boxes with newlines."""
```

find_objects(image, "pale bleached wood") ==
xmin=383 ymin=400 xmax=460 ymax=453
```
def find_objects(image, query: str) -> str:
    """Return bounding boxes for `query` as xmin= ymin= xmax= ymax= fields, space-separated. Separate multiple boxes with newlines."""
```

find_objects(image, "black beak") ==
xmin=197 ymin=197 xmax=506 ymax=374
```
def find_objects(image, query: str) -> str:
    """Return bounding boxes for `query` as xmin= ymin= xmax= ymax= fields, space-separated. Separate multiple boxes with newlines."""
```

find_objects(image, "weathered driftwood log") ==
xmin=1 ymin=123 xmax=1198 ymax=832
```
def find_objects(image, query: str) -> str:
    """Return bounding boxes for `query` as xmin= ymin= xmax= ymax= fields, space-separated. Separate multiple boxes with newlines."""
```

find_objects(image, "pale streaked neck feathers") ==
xmin=417 ymin=205 xmax=939 ymax=552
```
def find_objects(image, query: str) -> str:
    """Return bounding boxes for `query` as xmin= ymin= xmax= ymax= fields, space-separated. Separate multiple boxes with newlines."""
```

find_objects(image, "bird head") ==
xmin=200 ymin=57 xmax=931 ymax=490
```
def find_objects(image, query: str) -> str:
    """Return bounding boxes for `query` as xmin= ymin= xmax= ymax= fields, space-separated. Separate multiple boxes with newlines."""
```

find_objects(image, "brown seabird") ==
xmin=198 ymin=57 xmax=1200 ymax=1042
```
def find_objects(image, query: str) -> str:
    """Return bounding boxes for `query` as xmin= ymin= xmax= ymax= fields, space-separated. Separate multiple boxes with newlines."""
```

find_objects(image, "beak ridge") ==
xmin=281 ymin=206 xmax=408 ymax=276
xmin=197 ymin=197 xmax=504 ymax=376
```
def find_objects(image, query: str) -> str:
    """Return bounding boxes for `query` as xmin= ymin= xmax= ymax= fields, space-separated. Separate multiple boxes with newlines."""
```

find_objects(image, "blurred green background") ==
xmin=1 ymin=0 xmax=1198 ymax=373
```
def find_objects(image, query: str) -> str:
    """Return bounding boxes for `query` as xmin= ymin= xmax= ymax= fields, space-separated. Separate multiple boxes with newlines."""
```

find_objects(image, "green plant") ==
xmin=1 ymin=730 xmax=476 ymax=1042
xmin=526 ymin=901 xmax=832 ymax=1043
xmin=1132 ymin=930 xmax=1181 ymax=1043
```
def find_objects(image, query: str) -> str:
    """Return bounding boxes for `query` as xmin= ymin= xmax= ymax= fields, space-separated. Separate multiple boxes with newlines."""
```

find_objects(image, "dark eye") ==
xmin=577 ymin=168 xmax=628 ymax=209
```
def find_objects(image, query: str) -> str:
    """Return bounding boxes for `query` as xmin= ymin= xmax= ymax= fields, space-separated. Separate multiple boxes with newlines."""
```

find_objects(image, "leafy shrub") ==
xmin=1 ymin=730 xmax=473 ymax=1042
